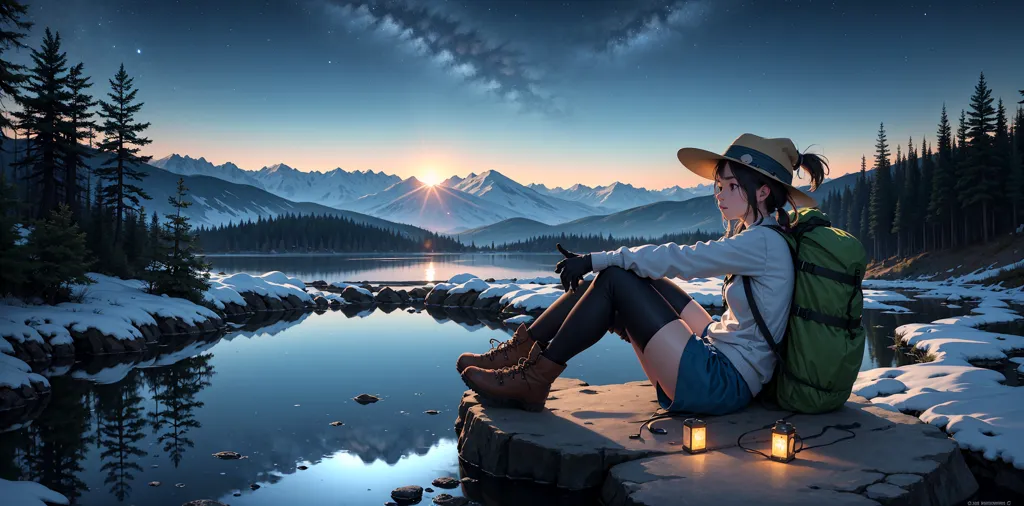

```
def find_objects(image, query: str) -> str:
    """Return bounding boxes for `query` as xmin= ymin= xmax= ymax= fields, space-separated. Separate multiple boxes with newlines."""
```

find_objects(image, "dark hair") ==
xmin=713 ymin=151 xmax=829 ymax=237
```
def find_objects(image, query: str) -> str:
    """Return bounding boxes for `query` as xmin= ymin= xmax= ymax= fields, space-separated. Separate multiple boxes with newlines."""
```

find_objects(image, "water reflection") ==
xmin=861 ymin=294 xmax=984 ymax=370
xmin=95 ymin=371 xmax=149 ymax=501
xmin=0 ymin=289 xmax=986 ymax=505
xmin=11 ymin=376 xmax=93 ymax=503
xmin=205 ymin=253 xmax=564 ymax=284
xmin=144 ymin=355 xmax=215 ymax=468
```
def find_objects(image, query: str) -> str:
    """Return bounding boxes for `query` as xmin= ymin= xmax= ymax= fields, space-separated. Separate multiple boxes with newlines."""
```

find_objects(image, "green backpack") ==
xmin=731 ymin=207 xmax=867 ymax=414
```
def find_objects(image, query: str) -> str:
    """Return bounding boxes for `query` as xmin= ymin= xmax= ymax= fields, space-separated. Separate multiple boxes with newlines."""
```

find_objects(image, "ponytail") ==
xmin=781 ymin=150 xmax=831 ymax=230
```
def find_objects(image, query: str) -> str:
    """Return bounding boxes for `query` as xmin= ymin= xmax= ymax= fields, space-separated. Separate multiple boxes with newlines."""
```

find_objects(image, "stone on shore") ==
xmin=340 ymin=286 xmax=373 ymax=305
xmin=457 ymin=379 xmax=978 ymax=506
xmin=425 ymin=288 xmax=449 ymax=306
xmin=374 ymin=287 xmax=403 ymax=304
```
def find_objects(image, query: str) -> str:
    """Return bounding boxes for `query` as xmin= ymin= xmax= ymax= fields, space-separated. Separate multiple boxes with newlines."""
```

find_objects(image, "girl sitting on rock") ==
xmin=456 ymin=134 xmax=827 ymax=414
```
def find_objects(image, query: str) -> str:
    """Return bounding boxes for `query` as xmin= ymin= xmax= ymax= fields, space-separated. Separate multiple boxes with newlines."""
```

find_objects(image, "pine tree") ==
xmin=142 ymin=210 xmax=163 ymax=292
xmin=847 ymin=155 xmax=867 ymax=239
xmin=869 ymin=122 xmax=893 ymax=259
xmin=919 ymin=138 xmax=935 ymax=249
xmin=954 ymin=109 xmax=969 ymax=245
xmin=63 ymin=62 xmax=96 ymax=218
xmin=929 ymin=105 xmax=954 ymax=249
xmin=95 ymin=63 xmax=152 ymax=244
xmin=992 ymin=98 xmax=1011 ymax=235
xmin=904 ymin=137 xmax=920 ymax=253
xmin=891 ymin=198 xmax=904 ymax=256
xmin=11 ymin=28 xmax=73 ymax=219
xmin=0 ymin=175 xmax=28 ymax=295
xmin=0 ymin=0 xmax=33 ymax=146
xmin=960 ymin=73 xmax=998 ymax=243
xmin=25 ymin=204 xmax=93 ymax=304
xmin=154 ymin=178 xmax=210 ymax=303
xmin=1008 ymin=107 xmax=1024 ymax=229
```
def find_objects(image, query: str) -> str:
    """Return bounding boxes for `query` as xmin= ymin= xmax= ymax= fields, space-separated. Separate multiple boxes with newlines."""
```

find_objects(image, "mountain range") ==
xmin=3 ymin=139 xmax=856 ymax=246
xmin=152 ymin=155 xmax=719 ymax=233
xmin=455 ymin=173 xmax=856 ymax=246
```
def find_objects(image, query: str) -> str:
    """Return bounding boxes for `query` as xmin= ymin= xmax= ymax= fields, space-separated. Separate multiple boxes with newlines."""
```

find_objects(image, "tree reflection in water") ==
xmin=143 ymin=354 xmax=216 ymax=468
xmin=94 ymin=370 xmax=148 ymax=501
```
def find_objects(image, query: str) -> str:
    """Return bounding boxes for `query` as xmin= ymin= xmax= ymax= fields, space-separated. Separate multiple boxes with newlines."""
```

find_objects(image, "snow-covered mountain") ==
xmin=442 ymin=170 xmax=603 ymax=224
xmin=528 ymin=181 xmax=714 ymax=212
xmin=152 ymin=154 xmax=261 ymax=187
xmin=252 ymin=163 xmax=399 ymax=208
xmin=153 ymin=151 xmax=723 ymax=233
xmin=152 ymin=155 xmax=401 ymax=209
xmin=358 ymin=177 xmax=516 ymax=233
xmin=656 ymin=183 xmax=716 ymax=200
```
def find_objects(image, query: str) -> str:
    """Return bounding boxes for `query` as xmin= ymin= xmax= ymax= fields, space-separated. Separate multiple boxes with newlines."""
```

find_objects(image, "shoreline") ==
xmin=3 ymin=268 xmax=1024 ymax=504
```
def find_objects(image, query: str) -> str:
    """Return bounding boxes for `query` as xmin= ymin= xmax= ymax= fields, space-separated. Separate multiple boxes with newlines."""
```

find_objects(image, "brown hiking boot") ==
xmin=456 ymin=323 xmax=538 ymax=374
xmin=460 ymin=344 xmax=566 ymax=412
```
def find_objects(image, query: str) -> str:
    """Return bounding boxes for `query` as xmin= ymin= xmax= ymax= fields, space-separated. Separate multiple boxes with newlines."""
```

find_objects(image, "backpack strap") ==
xmin=742 ymin=275 xmax=834 ymax=394
xmin=743 ymin=276 xmax=781 ymax=357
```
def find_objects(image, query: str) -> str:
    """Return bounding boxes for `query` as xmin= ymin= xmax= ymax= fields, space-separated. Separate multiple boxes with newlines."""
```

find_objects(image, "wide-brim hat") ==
xmin=676 ymin=133 xmax=818 ymax=208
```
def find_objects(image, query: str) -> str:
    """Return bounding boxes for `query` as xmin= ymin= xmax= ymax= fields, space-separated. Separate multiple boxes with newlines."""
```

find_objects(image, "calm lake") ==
xmin=0 ymin=254 xmax=1001 ymax=505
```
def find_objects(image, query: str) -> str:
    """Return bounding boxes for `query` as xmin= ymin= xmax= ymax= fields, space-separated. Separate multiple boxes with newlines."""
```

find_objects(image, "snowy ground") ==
xmin=0 ymin=270 xmax=318 ymax=410
xmin=3 ymin=262 xmax=1023 ymax=502
xmin=855 ymin=266 xmax=1024 ymax=471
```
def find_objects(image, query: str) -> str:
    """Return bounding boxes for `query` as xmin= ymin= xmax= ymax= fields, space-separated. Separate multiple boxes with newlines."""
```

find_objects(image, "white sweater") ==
xmin=589 ymin=216 xmax=794 ymax=397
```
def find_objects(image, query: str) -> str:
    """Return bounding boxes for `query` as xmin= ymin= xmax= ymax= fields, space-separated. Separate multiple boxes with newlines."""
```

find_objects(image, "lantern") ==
xmin=681 ymin=418 xmax=707 ymax=454
xmin=770 ymin=420 xmax=796 ymax=463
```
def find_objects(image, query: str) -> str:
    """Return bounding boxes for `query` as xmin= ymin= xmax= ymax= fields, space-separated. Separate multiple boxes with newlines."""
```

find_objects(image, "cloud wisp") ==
xmin=325 ymin=0 xmax=565 ymax=116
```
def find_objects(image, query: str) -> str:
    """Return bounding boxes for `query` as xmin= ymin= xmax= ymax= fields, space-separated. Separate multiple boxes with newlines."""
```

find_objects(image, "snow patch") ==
xmin=0 ymin=479 xmax=68 ymax=505
xmin=0 ymin=353 xmax=49 ymax=389
xmin=855 ymin=289 xmax=1024 ymax=470
xmin=503 ymin=314 xmax=534 ymax=325
xmin=329 ymin=281 xmax=372 ymax=297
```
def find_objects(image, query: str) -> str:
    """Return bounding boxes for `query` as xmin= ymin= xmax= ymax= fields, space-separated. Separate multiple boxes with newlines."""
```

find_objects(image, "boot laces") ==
xmin=493 ymin=356 xmax=535 ymax=385
xmin=483 ymin=333 xmax=520 ymax=360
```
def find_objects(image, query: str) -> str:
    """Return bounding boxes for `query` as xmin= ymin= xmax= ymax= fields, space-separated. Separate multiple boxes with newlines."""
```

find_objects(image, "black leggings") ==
xmin=528 ymin=266 xmax=694 ymax=365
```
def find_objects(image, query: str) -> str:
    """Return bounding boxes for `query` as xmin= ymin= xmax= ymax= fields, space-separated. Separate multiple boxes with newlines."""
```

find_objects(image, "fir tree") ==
xmin=154 ymin=178 xmax=210 ymax=303
xmin=993 ymin=99 xmax=1011 ymax=233
xmin=868 ymin=122 xmax=893 ymax=258
xmin=929 ymin=105 xmax=954 ymax=249
xmin=95 ymin=63 xmax=152 ymax=244
xmin=142 ymin=210 xmax=164 ymax=292
xmin=960 ymin=72 xmax=998 ymax=242
xmin=63 ymin=62 xmax=96 ymax=217
xmin=11 ymin=28 xmax=73 ymax=219
xmin=25 ymin=204 xmax=93 ymax=304
xmin=0 ymin=0 xmax=32 ymax=145
xmin=1008 ymin=107 xmax=1024 ymax=228
xmin=919 ymin=139 xmax=935 ymax=249
xmin=954 ymin=109 xmax=969 ymax=246
xmin=847 ymin=155 xmax=867 ymax=240
xmin=0 ymin=175 xmax=28 ymax=295
xmin=904 ymin=137 xmax=920 ymax=252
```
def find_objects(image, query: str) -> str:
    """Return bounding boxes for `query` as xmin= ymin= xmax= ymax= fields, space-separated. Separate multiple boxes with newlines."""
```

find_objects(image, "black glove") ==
xmin=554 ymin=243 xmax=592 ymax=293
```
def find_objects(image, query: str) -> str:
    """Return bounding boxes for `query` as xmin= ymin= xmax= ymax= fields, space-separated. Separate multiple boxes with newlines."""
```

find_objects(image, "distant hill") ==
xmin=454 ymin=170 xmax=861 ymax=246
xmin=0 ymin=139 xmax=440 ymax=240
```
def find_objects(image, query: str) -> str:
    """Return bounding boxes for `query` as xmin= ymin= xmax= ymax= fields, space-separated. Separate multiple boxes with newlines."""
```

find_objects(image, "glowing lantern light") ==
xmin=770 ymin=420 xmax=797 ymax=463
xmin=681 ymin=418 xmax=707 ymax=454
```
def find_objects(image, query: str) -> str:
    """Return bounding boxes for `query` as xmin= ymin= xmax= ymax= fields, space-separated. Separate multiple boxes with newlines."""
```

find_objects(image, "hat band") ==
xmin=723 ymin=145 xmax=793 ymax=185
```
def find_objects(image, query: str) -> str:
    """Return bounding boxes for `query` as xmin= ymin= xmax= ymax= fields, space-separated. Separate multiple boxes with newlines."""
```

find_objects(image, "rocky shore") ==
xmin=455 ymin=379 xmax=979 ymax=506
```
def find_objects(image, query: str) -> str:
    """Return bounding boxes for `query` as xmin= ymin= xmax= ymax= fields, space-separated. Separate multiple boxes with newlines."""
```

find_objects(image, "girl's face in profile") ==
xmin=714 ymin=163 xmax=749 ymax=222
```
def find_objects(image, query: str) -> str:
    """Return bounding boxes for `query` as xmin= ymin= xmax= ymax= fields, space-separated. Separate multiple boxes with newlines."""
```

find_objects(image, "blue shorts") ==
xmin=654 ymin=322 xmax=753 ymax=416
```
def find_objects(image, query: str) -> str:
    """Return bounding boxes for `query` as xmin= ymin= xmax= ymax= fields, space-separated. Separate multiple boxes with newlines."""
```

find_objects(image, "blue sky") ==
xmin=12 ymin=0 xmax=1024 ymax=189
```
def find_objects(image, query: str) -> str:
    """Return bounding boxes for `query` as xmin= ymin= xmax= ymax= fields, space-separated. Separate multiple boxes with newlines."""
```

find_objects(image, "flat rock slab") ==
xmin=457 ymin=379 xmax=978 ymax=506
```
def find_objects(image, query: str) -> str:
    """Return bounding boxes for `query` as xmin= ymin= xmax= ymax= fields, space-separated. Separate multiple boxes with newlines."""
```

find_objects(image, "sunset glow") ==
xmin=420 ymin=170 xmax=441 ymax=187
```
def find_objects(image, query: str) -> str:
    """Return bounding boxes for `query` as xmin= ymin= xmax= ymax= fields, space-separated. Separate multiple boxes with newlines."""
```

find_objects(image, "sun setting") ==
xmin=420 ymin=170 xmax=441 ymax=186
